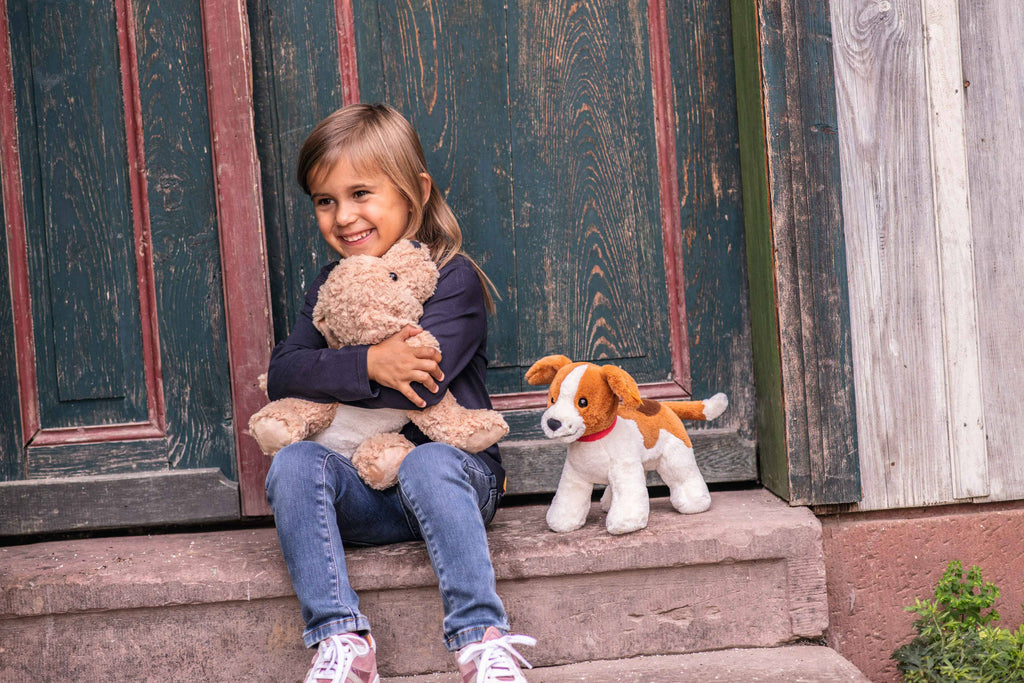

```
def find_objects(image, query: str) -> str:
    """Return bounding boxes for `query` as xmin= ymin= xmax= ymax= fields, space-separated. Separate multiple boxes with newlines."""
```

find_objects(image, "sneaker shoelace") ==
xmin=309 ymin=633 xmax=371 ymax=683
xmin=458 ymin=633 xmax=537 ymax=682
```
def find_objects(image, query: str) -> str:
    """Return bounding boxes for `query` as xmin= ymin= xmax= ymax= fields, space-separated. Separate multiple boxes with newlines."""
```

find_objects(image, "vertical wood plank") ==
xmin=732 ymin=0 xmax=788 ymax=496
xmin=200 ymin=0 xmax=274 ymax=516
xmin=960 ymin=2 xmax=1024 ymax=503
xmin=831 ymin=0 xmax=952 ymax=509
xmin=921 ymin=0 xmax=987 ymax=499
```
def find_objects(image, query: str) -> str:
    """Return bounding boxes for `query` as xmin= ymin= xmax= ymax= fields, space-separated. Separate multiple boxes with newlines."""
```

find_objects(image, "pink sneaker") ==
xmin=305 ymin=632 xmax=379 ymax=683
xmin=457 ymin=627 xmax=536 ymax=683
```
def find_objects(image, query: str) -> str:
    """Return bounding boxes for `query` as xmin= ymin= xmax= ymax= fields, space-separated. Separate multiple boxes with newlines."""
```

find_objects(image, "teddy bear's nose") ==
xmin=546 ymin=418 xmax=562 ymax=432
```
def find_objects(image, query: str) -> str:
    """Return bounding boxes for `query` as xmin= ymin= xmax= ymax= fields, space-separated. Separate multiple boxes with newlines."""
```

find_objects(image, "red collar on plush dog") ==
xmin=578 ymin=416 xmax=618 ymax=442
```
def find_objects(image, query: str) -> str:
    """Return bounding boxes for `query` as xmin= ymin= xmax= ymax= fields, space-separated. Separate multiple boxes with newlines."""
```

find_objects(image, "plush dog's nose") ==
xmin=546 ymin=418 xmax=562 ymax=432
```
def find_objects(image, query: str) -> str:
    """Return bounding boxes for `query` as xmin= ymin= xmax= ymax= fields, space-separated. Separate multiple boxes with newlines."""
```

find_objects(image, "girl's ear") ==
xmin=418 ymin=172 xmax=432 ymax=209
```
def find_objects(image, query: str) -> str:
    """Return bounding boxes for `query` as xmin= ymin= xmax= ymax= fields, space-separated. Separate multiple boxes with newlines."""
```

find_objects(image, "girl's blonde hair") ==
xmin=297 ymin=103 xmax=495 ymax=311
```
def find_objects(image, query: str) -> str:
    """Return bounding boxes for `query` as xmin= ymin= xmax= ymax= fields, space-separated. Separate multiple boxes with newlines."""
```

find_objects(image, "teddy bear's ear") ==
xmin=525 ymin=355 xmax=573 ymax=386
xmin=312 ymin=299 xmax=344 ymax=348
xmin=600 ymin=365 xmax=643 ymax=408
xmin=383 ymin=239 xmax=438 ymax=301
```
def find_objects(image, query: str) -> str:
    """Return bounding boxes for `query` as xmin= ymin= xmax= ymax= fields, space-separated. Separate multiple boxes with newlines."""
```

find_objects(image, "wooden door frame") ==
xmin=202 ymin=0 xmax=275 ymax=517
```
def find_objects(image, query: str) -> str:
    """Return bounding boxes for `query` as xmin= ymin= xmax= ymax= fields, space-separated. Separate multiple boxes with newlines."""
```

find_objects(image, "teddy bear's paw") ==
xmin=353 ymin=433 xmax=415 ymax=490
xmin=249 ymin=416 xmax=300 ymax=456
xmin=459 ymin=413 xmax=511 ymax=453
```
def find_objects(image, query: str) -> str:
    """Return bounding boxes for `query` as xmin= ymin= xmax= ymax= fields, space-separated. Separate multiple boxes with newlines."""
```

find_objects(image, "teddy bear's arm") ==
xmin=407 ymin=391 xmax=509 ymax=453
xmin=403 ymin=330 xmax=441 ymax=352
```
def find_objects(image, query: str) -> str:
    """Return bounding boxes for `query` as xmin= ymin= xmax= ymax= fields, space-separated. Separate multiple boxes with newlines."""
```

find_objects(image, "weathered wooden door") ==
xmin=248 ymin=0 xmax=757 ymax=500
xmin=0 ymin=0 xmax=271 ymax=534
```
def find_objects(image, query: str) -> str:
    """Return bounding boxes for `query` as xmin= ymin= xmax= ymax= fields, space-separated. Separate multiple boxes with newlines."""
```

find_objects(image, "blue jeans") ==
xmin=265 ymin=440 xmax=509 ymax=651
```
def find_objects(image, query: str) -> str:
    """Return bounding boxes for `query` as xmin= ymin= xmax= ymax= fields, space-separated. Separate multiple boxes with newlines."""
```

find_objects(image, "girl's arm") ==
xmin=266 ymin=257 xmax=484 ymax=409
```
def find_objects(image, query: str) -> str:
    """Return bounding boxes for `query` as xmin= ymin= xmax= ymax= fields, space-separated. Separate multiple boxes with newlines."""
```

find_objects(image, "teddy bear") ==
xmin=525 ymin=355 xmax=727 ymax=535
xmin=248 ymin=240 xmax=508 ymax=489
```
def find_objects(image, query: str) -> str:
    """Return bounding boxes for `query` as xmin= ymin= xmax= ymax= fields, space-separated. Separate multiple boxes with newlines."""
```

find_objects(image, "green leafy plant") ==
xmin=892 ymin=560 xmax=1024 ymax=682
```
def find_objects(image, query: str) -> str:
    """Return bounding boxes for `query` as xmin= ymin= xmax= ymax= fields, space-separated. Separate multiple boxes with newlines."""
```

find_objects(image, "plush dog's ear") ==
xmin=601 ymin=365 xmax=642 ymax=408
xmin=525 ymin=355 xmax=573 ymax=386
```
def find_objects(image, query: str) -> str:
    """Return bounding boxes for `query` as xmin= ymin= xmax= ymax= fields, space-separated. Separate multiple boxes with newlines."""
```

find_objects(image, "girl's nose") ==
xmin=335 ymin=202 xmax=356 ymax=226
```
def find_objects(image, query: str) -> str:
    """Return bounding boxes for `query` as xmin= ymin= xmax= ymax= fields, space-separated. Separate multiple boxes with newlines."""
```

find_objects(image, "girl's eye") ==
xmin=388 ymin=272 xmax=398 ymax=281
xmin=314 ymin=197 xmax=333 ymax=207
xmin=353 ymin=190 xmax=370 ymax=199
xmin=578 ymin=397 xmax=588 ymax=408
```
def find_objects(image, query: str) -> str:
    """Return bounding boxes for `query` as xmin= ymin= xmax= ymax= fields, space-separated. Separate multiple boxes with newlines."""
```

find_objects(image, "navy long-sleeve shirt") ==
xmin=267 ymin=253 xmax=504 ymax=485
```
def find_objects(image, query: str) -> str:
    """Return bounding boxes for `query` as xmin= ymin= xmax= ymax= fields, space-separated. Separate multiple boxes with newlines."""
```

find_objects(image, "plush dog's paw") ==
xmin=546 ymin=509 xmax=588 ymax=534
xmin=599 ymin=486 xmax=613 ymax=512
xmin=605 ymin=512 xmax=648 ymax=535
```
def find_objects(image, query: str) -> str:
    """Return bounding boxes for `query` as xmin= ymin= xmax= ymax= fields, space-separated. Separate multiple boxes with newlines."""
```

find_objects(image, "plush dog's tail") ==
xmin=665 ymin=392 xmax=728 ymax=422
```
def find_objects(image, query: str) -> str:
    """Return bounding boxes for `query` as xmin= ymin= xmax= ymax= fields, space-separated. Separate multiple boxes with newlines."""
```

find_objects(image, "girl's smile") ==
xmin=309 ymin=158 xmax=430 ymax=259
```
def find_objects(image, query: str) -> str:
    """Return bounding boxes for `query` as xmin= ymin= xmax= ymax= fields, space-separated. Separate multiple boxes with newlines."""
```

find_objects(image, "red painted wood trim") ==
xmin=647 ymin=0 xmax=692 ymax=396
xmin=334 ymin=0 xmax=360 ymax=104
xmin=30 ymin=423 xmax=165 ymax=447
xmin=0 ymin=0 xmax=39 ymax=447
xmin=201 ymin=0 xmax=275 ymax=516
xmin=117 ymin=0 xmax=166 ymax=435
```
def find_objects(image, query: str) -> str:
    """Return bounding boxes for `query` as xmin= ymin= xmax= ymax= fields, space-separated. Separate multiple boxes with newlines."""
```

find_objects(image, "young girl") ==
xmin=264 ymin=103 xmax=535 ymax=683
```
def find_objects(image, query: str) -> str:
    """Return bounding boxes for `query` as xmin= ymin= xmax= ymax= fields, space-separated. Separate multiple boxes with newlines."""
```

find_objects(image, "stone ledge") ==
xmin=1 ymin=489 xmax=820 ymax=618
xmin=390 ymin=646 xmax=871 ymax=682
xmin=0 ymin=488 xmax=828 ymax=679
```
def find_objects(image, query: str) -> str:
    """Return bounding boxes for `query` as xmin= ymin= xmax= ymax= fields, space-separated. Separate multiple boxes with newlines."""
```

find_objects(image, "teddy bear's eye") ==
xmin=388 ymin=272 xmax=398 ymax=281
xmin=578 ymin=397 xmax=588 ymax=408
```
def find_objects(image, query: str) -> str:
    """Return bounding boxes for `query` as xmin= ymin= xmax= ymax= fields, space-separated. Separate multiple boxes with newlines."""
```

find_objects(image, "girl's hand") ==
xmin=366 ymin=325 xmax=444 ymax=408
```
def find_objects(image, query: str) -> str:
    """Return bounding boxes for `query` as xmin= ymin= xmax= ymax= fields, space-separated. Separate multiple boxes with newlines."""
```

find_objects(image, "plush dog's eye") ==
xmin=388 ymin=272 xmax=398 ymax=281
xmin=578 ymin=397 xmax=588 ymax=408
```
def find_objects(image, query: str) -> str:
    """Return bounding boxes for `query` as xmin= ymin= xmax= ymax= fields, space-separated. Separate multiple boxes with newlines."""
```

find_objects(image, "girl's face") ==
xmin=309 ymin=158 xmax=429 ymax=258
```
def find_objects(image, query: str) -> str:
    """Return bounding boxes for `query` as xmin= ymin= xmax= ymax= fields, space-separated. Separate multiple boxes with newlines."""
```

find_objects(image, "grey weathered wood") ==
xmin=26 ymin=439 xmax=168 ymax=479
xmin=830 ymin=0 xmax=952 ymax=509
xmin=961 ymin=2 xmax=1024 ymax=503
xmin=0 ymin=469 xmax=240 ymax=537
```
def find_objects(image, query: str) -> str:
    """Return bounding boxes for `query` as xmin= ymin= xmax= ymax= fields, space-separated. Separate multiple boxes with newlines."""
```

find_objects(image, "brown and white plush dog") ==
xmin=526 ymin=355 xmax=727 ymax=535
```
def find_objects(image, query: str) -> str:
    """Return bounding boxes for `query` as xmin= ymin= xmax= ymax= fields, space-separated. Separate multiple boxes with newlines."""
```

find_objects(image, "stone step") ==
xmin=389 ymin=646 xmax=871 ymax=682
xmin=0 ymin=488 xmax=827 ymax=681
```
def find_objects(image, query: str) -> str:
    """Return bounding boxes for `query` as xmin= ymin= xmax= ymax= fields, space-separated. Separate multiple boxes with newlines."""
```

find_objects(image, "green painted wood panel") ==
xmin=2 ymin=0 xmax=236 ymax=481
xmin=667 ymin=0 xmax=755 ymax=440
xmin=355 ymin=0 xmax=518 ymax=384
xmin=249 ymin=0 xmax=346 ymax=342
xmin=508 ymin=0 xmax=670 ymax=387
xmin=732 ymin=0 xmax=788 ymax=499
xmin=134 ymin=0 xmax=235 ymax=475
xmin=10 ymin=1 xmax=147 ymax=427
